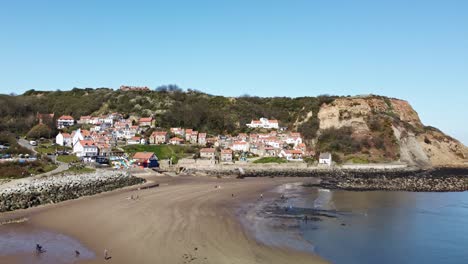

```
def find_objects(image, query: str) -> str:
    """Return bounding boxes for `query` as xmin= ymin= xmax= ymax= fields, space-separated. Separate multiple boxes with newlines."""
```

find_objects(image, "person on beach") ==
xmin=36 ymin=244 xmax=44 ymax=254
xmin=75 ymin=250 xmax=80 ymax=257
xmin=104 ymin=249 xmax=110 ymax=260
xmin=260 ymin=194 xmax=263 ymax=199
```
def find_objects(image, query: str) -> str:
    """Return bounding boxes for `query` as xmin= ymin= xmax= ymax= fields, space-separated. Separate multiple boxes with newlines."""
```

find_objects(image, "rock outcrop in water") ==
xmin=0 ymin=171 xmax=145 ymax=212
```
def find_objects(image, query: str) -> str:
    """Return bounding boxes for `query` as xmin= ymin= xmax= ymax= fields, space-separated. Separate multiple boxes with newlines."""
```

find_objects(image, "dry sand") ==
xmin=0 ymin=175 xmax=327 ymax=264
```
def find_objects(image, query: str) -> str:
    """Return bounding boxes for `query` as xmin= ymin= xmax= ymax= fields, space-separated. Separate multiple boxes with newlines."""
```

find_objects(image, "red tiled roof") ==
xmin=221 ymin=149 xmax=233 ymax=154
xmin=58 ymin=115 xmax=74 ymax=120
xmin=133 ymin=152 xmax=155 ymax=160
xmin=200 ymin=148 xmax=216 ymax=153
xmin=139 ymin=117 xmax=152 ymax=122
xmin=79 ymin=140 xmax=95 ymax=146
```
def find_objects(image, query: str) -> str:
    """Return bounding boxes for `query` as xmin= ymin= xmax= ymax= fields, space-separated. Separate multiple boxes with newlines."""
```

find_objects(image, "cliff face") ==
xmin=317 ymin=96 xmax=467 ymax=167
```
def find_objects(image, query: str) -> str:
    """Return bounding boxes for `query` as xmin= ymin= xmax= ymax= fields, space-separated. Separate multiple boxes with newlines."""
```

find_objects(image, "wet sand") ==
xmin=0 ymin=175 xmax=327 ymax=264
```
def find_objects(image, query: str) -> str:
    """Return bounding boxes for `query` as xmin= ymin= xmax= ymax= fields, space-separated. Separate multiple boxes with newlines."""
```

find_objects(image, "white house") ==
xmin=127 ymin=136 xmax=144 ymax=145
xmin=232 ymin=141 xmax=250 ymax=152
xmin=200 ymin=148 xmax=216 ymax=159
xmin=246 ymin=118 xmax=279 ymax=129
xmin=57 ymin=115 xmax=75 ymax=129
xmin=319 ymin=152 xmax=332 ymax=166
xmin=71 ymin=129 xmax=84 ymax=146
xmin=73 ymin=140 xmax=98 ymax=157
xmin=279 ymin=149 xmax=303 ymax=161
xmin=56 ymin=132 xmax=72 ymax=147
xmin=285 ymin=133 xmax=303 ymax=147
xmin=169 ymin=137 xmax=184 ymax=145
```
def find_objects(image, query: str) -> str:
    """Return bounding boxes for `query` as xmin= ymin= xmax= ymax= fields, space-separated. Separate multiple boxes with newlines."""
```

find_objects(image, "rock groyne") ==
xmin=190 ymin=167 xmax=468 ymax=192
xmin=0 ymin=171 xmax=145 ymax=212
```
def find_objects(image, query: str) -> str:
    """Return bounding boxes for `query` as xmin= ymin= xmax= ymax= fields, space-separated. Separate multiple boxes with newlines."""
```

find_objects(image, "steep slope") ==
xmin=317 ymin=96 xmax=466 ymax=167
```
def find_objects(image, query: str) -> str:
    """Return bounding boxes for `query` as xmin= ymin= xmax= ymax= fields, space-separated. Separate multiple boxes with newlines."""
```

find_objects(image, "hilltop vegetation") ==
xmin=0 ymin=87 xmax=466 ymax=167
xmin=1 ymin=87 xmax=335 ymax=139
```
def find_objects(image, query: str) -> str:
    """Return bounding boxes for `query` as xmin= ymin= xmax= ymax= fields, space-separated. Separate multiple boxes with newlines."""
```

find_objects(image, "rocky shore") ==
xmin=0 ymin=170 xmax=145 ymax=212
xmin=190 ymin=167 xmax=468 ymax=192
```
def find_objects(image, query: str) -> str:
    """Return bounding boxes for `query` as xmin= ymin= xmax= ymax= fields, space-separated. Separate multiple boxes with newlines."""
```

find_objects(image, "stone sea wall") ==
xmin=190 ymin=167 xmax=468 ymax=192
xmin=0 ymin=171 xmax=145 ymax=212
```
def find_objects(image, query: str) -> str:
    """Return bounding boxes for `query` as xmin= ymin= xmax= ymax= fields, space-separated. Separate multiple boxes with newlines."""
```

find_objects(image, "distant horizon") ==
xmin=0 ymin=0 xmax=466 ymax=145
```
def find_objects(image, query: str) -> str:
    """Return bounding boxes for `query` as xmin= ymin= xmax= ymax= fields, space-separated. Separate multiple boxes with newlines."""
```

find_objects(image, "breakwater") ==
xmin=190 ymin=167 xmax=468 ymax=192
xmin=0 ymin=170 xmax=145 ymax=212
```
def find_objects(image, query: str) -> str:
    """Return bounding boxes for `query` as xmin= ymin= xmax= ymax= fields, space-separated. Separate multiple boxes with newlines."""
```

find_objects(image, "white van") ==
xmin=29 ymin=140 xmax=37 ymax=146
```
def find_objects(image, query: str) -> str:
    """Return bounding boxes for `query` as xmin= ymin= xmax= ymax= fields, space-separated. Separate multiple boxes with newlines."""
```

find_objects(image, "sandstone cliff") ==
xmin=317 ymin=96 xmax=467 ymax=167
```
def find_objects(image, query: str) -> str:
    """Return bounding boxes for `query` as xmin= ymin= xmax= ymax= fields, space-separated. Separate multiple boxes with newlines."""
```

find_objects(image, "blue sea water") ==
xmin=301 ymin=189 xmax=468 ymax=264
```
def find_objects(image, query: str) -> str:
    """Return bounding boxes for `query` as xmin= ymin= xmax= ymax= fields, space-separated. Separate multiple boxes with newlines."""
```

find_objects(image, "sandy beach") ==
xmin=0 ymin=174 xmax=327 ymax=264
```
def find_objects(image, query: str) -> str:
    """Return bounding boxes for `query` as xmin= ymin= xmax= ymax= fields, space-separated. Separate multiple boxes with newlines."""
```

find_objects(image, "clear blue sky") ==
xmin=0 ymin=0 xmax=467 ymax=144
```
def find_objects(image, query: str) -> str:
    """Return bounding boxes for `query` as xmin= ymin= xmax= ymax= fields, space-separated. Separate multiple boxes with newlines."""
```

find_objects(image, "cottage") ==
xmin=37 ymin=113 xmax=54 ymax=124
xmin=170 ymin=127 xmax=185 ymax=137
xmin=190 ymin=131 xmax=198 ymax=144
xmin=169 ymin=137 xmax=184 ymax=145
xmin=127 ymin=136 xmax=144 ymax=145
xmin=200 ymin=148 xmax=216 ymax=160
xmin=319 ymin=152 xmax=332 ymax=166
xmin=198 ymin=133 xmax=207 ymax=146
xmin=185 ymin=129 xmax=193 ymax=141
xmin=78 ymin=116 xmax=92 ymax=124
xmin=56 ymin=132 xmax=72 ymax=147
xmin=57 ymin=115 xmax=75 ymax=129
xmin=246 ymin=118 xmax=279 ymax=129
xmin=220 ymin=149 xmax=233 ymax=162
xmin=150 ymin=131 xmax=168 ymax=144
xmin=232 ymin=141 xmax=250 ymax=152
xmin=139 ymin=117 xmax=153 ymax=127
xmin=133 ymin=152 xmax=159 ymax=168
xmin=73 ymin=140 xmax=98 ymax=158
xmin=280 ymin=149 xmax=303 ymax=161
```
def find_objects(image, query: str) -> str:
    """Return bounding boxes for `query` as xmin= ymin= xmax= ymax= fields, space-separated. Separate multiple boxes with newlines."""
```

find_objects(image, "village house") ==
xmin=169 ymin=137 xmax=184 ymax=145
xmin=96 ymin=143 xmax=111 ymax=157
xmin=57 ymin=115 xmax=75 ymax=129
xmin=232 ymin=141 xmax=250 ymax=152
xmin=280 ymin=149 xmax=303 ymax=161
xmin=265 ymin=137 xmax=282 ymax=149
xmin=37 ymin=113 xmax=54 ymax=124
xmin=185 ymin=129 xmax=193 ymax=141
xmin=78 ymin=116 xmax=92 ymax=124
xmin=285 ymin=132 xmax=303 ymax=147
xmin=127 ymin=136 xmax=144 ymax=145
xmin=200 ymin=148 xmax=216 ymax=160
xmin=246 ymin=118 xmax=279 ymax=129
xmin=139 ymin=117 xmax=153 ymax=127
xmin=198 ymin=133 xmax=207 ymax=146
xmin=73 ymin=140 xmax=98 ymax=158
xmin=149 ymin=131 xmax=168 ymax=144
xmin=264 ymin=147 xmax=278 ymax=157
xmin=190 ymin=131 xmax=199 ymax=144
xmin=220 ymin=149 xmax=233 ymax=162
xmin=319 ymin=152 xmax=332 ymax=166
xmin=71 ymin=129 xmax=91 ymax=146
xmin=132 ymin=152 xmax=159 ymax=168
xmin=170 ymin=127 xmax=185 ymax=137
xmin=55 ymin=132 xmax=72 ymax=147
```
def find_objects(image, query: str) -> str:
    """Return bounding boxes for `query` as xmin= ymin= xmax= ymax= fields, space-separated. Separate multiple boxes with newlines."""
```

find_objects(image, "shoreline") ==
xmin=0 ymin=175 xmax=327 ymax=264
xmin=186 ymin=166 xmax=468 ymax=192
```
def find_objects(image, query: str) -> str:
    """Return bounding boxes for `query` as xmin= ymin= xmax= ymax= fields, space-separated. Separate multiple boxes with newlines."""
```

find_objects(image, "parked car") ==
xmin=29 ymin=141 xmax=37 ymax=146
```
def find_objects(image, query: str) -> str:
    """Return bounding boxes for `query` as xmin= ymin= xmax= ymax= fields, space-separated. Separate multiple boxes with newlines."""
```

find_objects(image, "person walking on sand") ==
xmin=75 ymin=250 xmax=80 ymax=257
xmin=104 ymin=249 xmax=109 ymax=260
xmin=260 ymin=193 xmax=263 ymax=199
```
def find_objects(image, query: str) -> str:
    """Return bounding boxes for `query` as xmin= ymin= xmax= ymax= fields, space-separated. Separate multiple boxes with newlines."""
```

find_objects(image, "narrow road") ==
xmin=17 ymin=138 xmax=37 ymax=154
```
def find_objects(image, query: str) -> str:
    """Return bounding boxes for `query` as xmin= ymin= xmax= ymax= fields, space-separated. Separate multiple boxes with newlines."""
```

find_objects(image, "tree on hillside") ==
xmin=27 ymin=124 xmax=52 ymax=139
